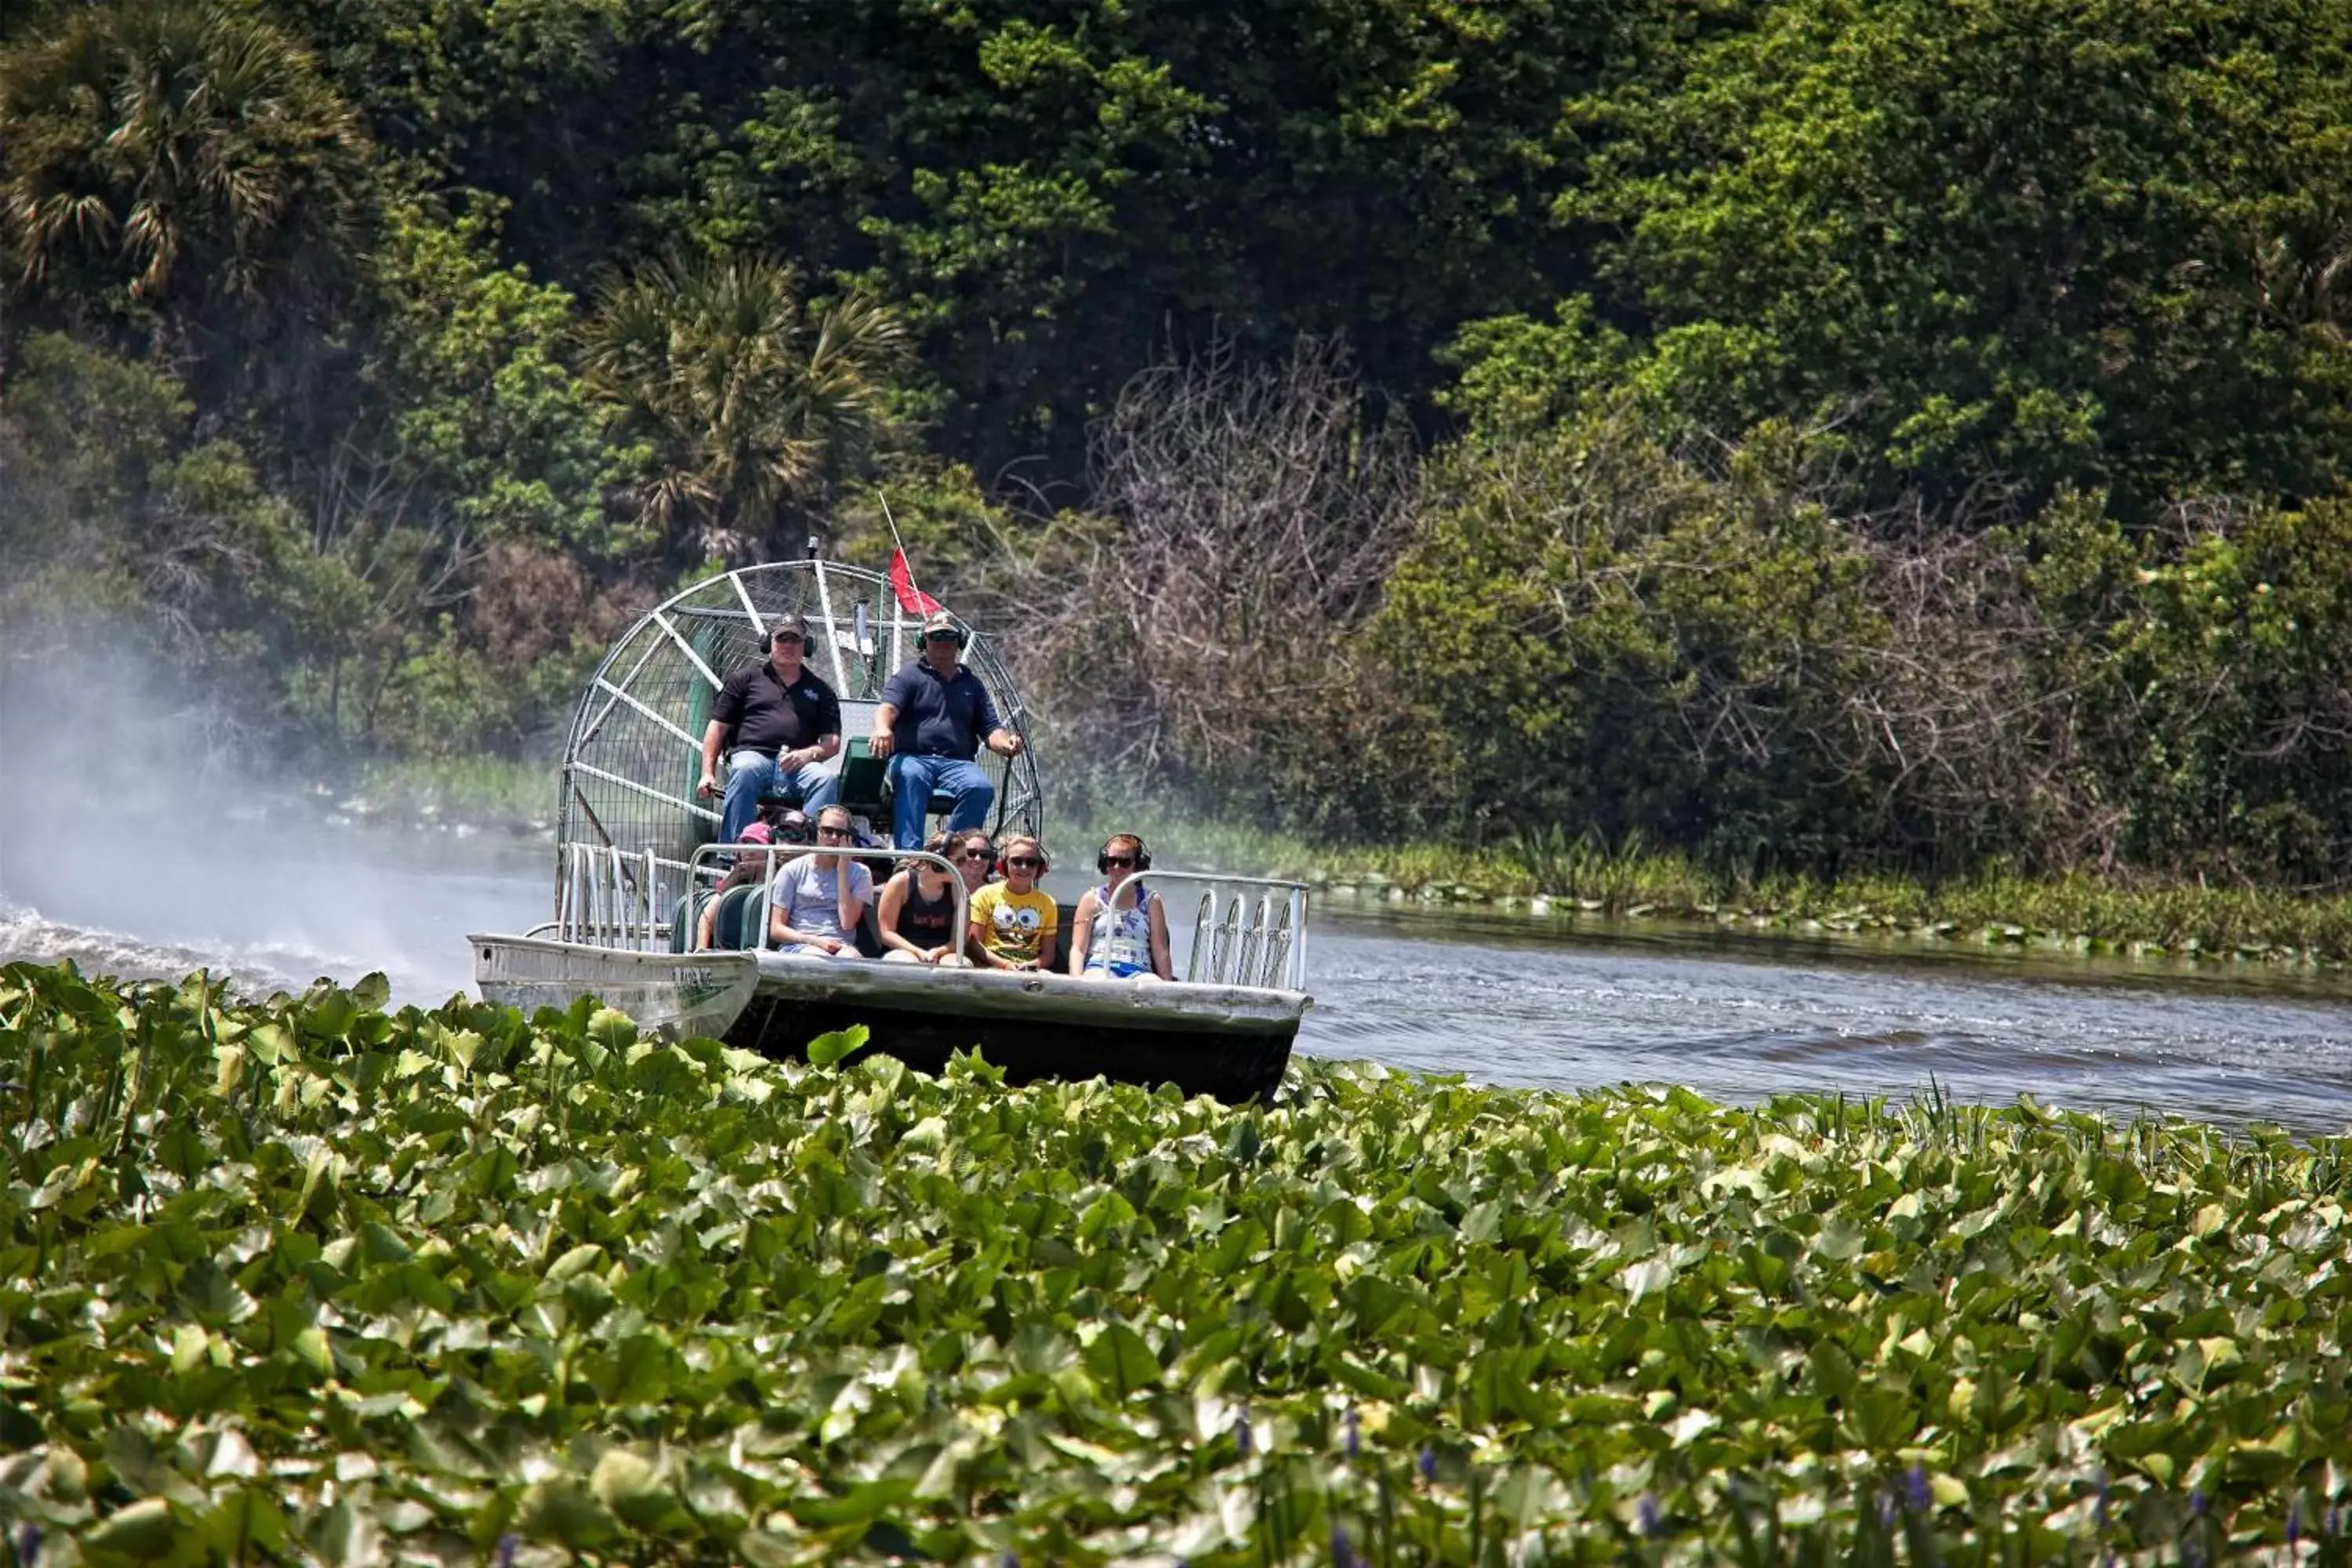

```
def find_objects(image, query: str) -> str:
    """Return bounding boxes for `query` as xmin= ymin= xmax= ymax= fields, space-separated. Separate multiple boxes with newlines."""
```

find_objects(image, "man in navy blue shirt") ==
xmin=869 ymin=610 xmax=1025 ymax=848
xmin=698 ymin=619 xmax=843 ymax=843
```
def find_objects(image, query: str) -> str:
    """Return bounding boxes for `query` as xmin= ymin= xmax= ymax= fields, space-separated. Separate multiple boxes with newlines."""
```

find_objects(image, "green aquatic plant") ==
xmin=3 ymin=960 xmax=2351 ymax=1564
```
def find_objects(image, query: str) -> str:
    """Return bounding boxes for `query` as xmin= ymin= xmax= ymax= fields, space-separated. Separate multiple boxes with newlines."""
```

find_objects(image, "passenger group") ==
xmin=690 ymin=610 xmax=1171 ymax=982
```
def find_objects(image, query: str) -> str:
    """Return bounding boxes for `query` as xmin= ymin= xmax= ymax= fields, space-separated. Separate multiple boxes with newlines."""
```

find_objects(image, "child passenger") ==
xmin=877 ymin=832 xmax=973 ymax=965
xmin=967 ymin=834 xmax=1057 ymax=971
xmin=1068 ymin=833 xmax=1172 ymax=981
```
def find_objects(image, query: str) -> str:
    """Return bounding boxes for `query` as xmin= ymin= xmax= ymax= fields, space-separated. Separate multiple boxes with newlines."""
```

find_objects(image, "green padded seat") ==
xmin=706 ymin=884 xmax=767 ymax=951
xmin=834 ymin=736 xmax=962 ymax=828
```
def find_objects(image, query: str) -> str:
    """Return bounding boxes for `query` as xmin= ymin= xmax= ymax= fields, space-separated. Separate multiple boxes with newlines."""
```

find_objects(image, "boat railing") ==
xmin=557 ymin=840 xmax=695 ymax=949
xmin=553 ymin=842 xmax=1303 ymax=986
xmin=680 ymin=843 xmax=969 ymax=954
xmin=1135 ymin=873 xmax=1311 ymax=992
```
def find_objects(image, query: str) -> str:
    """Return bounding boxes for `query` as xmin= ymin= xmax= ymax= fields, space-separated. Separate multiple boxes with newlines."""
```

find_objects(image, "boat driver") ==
xmin=869 ymin=610 xmax=1025 ymax=849
xmin=697 ymin=617 xmax=843 ymax=844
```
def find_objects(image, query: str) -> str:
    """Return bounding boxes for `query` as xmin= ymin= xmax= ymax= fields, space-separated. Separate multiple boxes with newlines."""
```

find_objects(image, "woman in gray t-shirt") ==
xmin=767 ymin=808 xmax=874 ymax=956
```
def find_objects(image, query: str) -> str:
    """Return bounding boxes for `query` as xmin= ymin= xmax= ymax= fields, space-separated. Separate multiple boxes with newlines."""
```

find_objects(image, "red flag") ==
xmin=888 ymin=548 xmax=942 ymax=615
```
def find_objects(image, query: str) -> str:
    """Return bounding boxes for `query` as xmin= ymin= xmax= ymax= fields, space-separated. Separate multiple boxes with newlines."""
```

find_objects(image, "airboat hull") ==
xmin=471 ymin=934 xmax=1303 ymax=1103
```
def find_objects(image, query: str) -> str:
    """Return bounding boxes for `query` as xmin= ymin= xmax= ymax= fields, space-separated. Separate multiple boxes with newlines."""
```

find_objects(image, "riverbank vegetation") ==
xmin=7 ymin=0 xmax=2352 ymax=899
xmin=7 ymin=963 xmax=2352 ymax=1563
xmin=1060 ymin=808 xmax=2352 ymax=966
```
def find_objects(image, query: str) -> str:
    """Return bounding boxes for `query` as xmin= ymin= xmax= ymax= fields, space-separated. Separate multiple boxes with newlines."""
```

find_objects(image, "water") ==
xmin=5 ymin=825 xmax=2350 ymax=1135
xmin=1299 ymin=908 xmax=2352 ymax=1134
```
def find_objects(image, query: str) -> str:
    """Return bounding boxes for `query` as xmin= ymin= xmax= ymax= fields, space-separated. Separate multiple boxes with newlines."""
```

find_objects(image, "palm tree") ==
xmin=1 ymin=0 xmax=365 ymax=310
xmin=581 ymin=251 xmax=909 ymax=562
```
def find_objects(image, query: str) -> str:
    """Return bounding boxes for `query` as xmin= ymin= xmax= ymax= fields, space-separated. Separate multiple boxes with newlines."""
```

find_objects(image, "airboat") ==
xmin=469 ymin=558 xmax=1311 ymax=1102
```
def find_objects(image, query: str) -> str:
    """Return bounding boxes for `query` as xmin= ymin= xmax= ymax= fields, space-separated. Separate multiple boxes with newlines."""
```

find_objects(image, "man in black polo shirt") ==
xmin=869 ymin=609 xmax=1025 ymax=848
xmin=696 ymin=619 xmax=844 ymax=843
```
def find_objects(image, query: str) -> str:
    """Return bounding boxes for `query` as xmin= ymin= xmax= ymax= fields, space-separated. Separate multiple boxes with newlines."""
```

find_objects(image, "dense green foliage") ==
xmin=7 ymin=963 xmax=2352 ymax=1562
xmin=8 ymin=0 xmax=2352 ymax=884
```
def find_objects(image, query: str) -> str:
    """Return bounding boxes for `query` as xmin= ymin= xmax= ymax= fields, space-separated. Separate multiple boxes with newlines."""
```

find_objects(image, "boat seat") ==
xmin=834 ymin=735 xmax=963 ymax=828
xmin=706 ymin=884 xmax=768 ymax=951
xmin=854 ymin=905 xmax=885 ymax=960
xmin=669 ymin=891 xmax=703 ymax=954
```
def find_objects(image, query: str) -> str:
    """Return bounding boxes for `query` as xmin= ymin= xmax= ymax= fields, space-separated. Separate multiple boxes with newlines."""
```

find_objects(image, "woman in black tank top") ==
xmin=877 ymin=834 xmax=974 ymax=965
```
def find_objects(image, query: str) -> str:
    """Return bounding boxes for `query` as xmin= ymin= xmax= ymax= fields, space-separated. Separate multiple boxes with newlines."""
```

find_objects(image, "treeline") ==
xmin=4 ymin=0 xmax=2351 ymax=883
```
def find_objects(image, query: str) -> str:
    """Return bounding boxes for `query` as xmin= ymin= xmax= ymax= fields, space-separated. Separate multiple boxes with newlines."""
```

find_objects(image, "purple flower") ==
xmin=1001 ymin=1555 xmax=1019 ymax=1568
xmin=2288 ymin=1498 xmax=2303 ymax=1547
xmin=2190 ymin=1486 xmax=2208 ymax=1517
xmin=1877 ymin=1491 xmax=1896 ymax=1529
xmin=1343 ymin=1406 xmax=1361 ymax=1459
xmin=1234 ymin=1409 xmax=1251 ymax=1457
xmin=1906 ymin=1465 xmax=1930 ymax=1514
xmin=1418 ymin=1444 xmax=1437 ymax=1484
xmin=1331 ymin=1523 xmax=1356 ymax=1568
xmin=14 ymin=1525 xmax=41 ymax=1567
xmin=1639 ymin=1495 xmax=1663 ymax=1537
xmin=494 ymin=1536 xmax=517 ymax=1568
xmin=2094 ymin=1472 xmax=2111 ymax=1530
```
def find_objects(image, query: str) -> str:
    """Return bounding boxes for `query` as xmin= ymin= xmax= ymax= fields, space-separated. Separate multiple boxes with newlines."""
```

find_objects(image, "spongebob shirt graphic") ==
xmin=969 ymin=882 xmax=1059 ymax=967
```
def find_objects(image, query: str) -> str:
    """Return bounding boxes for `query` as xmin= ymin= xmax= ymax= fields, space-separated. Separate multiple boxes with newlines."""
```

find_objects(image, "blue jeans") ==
xmin=723 ymin=749 xmax=838 ymax=842
xmin=886 ymin=753 xmax=995 ymax=848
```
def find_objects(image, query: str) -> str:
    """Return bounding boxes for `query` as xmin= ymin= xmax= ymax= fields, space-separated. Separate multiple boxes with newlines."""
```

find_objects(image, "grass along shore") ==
xmin=1073 ymin=813 xmax=2352 ymax=971
xmin=338 ymin=755 xmax=2352 ymax=968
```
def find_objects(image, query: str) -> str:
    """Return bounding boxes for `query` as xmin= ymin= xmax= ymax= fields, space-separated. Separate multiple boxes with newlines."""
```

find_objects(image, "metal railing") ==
xmin=1114 ymin=872 xmax=1310 ymax=991
xmin=556 ymin=840 xmax=973 ymax=956
xmin=557 ymin=840 xmax=687 ymax=949
xmin=551 ymin=843 xmax=1307 ymax=989
xmin=688 ymin=844 xmax=969 ymax=956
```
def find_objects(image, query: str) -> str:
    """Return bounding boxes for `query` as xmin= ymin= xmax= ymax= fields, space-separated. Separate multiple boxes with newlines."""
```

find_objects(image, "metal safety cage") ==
xmin=550 ymin=560 xmax=1044 ymax=938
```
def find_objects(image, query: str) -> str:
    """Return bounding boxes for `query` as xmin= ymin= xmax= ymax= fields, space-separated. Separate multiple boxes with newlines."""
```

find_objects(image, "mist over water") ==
xmin=0 ymin=647 xmax=543 ymax=1003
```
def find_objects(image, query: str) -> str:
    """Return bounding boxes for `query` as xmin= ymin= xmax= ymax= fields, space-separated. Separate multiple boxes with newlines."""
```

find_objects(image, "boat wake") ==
xmin=0 ymin=895 xmax=358 ymax=1000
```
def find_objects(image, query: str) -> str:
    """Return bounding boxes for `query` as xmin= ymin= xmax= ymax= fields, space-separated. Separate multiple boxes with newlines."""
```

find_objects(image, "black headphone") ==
xmin=1098 ymin=836 xmax=1152 ymax=873
xmin=758 ymin=619 xmax=809 ymax=655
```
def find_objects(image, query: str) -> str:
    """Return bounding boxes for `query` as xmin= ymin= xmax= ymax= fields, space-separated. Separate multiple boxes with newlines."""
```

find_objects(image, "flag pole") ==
xmin=877 ymin=491 xmax=932 ymax=612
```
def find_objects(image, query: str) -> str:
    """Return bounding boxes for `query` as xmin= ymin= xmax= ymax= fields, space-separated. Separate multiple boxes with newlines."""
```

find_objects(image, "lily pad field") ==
xmin=4 ymin=964 xmax=2351 ymax=1565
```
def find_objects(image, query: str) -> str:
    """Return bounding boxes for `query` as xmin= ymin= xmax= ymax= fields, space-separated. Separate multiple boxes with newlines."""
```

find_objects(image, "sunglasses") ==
xmin=771 ymin=633 xmax=805 ymax=645
xmin=953 ymin=848 xmax=992 ymax=862
xmin=924 ymin=630 xmax=959 ymax=642
xmin=1006 ymin=856 xmax=1042 ymax=870
xmin=1102 ymin=854 xmax=1137 ymax=868
xmin=774 ymin=825 xmax=810 ymax=842
xmin=816 ymin=826 xmax=854 ymax=840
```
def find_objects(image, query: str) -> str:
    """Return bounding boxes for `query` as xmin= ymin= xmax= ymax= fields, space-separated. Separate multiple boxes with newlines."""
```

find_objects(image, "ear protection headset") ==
xmin=1098 ymin=837 xmax=1152 ymax=874
xmin=758 ymin=618 xmax=810 ymax=655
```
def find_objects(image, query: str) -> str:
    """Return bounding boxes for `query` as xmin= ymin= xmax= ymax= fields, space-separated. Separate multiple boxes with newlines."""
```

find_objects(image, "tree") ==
xmin=1544 ymin=0 xmax=2352 ymax=517
xmin=1 ymin=0 xmax=368 ymax=318
xmin=580 ymin=251 xmax=908 ymax=563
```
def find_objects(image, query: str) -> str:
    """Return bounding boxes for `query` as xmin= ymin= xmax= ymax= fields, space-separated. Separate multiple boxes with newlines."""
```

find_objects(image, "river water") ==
xmin=5 ymin=825 xmax=2350 ymax=1135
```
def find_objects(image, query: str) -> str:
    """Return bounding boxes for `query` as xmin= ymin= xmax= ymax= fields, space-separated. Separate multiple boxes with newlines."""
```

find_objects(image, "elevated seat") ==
xmin=833 ymin=734 xmax=964 ymax=831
